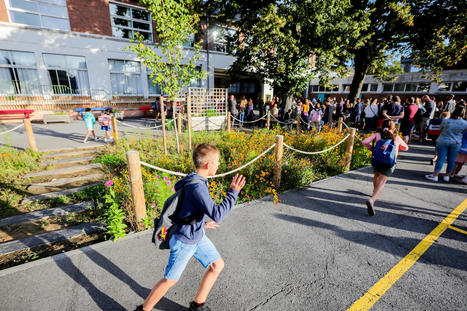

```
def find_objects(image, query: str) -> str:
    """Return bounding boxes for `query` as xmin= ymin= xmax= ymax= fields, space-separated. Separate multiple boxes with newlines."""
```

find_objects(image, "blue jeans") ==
xmin=239 ymin=112 xmax=245 ymax=126
xmin=164 ymin=235 xmax=221 ymax=280
xmin=435 ymin=141 xmax=461 ymax=174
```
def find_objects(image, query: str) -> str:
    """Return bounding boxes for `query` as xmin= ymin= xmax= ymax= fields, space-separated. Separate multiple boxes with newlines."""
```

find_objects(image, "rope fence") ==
xmin=140 ymin=143 xmax=277 ymax=179
xmin=231 ymin=114 xmax=267 ymax=124
xmin=0 ymin=123 xmax=24 ymax=136
xmin=115 ymin=118 xmax=174 ymax=130
xmin=283 ymin=134 xmax=351 ymax=155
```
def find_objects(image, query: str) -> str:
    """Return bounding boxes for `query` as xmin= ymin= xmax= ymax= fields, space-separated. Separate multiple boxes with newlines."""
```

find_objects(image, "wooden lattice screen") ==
xmin=187 ymin=88 xmax=228 ymax=117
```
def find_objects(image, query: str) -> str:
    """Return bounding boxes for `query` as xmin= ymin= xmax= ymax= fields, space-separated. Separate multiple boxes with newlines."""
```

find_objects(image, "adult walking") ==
xmin=362 ymin=120 xmax=409 ymax=216
xmin=425 ymin=105 xmax=467 ymax=182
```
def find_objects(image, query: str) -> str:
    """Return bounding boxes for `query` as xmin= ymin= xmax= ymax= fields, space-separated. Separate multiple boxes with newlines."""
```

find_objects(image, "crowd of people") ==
xmin=228 ymin=93 xmax=467 ymax=188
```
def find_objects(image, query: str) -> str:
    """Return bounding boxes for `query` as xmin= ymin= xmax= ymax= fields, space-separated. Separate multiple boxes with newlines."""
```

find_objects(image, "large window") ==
xmin=452 ymin=81 xmax=467 ymax=92
xmin=43 ymin=54 xmax=90 ymax=95
xmin=0 ymin=50 xmax=40 ymax=95
xmin=210 ymin=26 xmax=235 ymax=53
xmin=7 ymin=0 xmax=70 ymax=31
xmin=109 ymin=2 xmax=152 ymax=42
xmin=109 ymin=59 xmax=142 ymax=95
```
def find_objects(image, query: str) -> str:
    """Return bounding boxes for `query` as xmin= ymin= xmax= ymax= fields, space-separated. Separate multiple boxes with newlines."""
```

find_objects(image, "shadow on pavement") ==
xmin=54 ymin=249 xmax=187 ymax=311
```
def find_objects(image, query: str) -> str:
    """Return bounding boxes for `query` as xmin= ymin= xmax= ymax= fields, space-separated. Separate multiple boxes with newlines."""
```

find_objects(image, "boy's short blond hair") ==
xmin=193 ymin=143 xmax=220 ymax=168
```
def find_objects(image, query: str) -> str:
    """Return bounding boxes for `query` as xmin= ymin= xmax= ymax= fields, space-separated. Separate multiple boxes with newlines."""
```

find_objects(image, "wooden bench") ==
xmin=43 ymin=114 xmax=71 ymax=124
xmin=0 ymin=109 xmax=34 ymax=119
xmin=140 ymin=106 xmax=152 ymax=117
xmin=75 ymin=107 xmax=110 ymax=120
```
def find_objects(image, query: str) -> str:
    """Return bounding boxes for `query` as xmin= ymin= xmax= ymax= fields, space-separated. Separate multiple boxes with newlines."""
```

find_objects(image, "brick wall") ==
xmin=0 ymin=0 xmax=9 ymax=23
xmin=67 ymin=0 xmax=112 ymax=36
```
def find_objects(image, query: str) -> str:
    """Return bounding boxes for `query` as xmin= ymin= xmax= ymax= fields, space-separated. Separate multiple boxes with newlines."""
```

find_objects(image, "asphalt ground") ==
xmin=0 ymin=141 xmax=466 ymax=311
xmin=0 ymin=118 xmax=167 ymax=151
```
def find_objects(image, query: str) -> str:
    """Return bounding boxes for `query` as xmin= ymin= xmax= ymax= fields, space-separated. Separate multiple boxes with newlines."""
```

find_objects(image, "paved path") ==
xmin=0 ymin=144 xmax=466 ymax=310
xmin=0 ymin=119 xmax=166 ymax=151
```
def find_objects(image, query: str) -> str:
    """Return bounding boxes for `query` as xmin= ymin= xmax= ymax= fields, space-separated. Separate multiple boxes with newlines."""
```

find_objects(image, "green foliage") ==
xmin=103 ymin=183 xmax=128 ymax=241
xmin=94 ymin=153 xmax=126 ymax=169
xmin=0 ymin=145 xmax=41 ymax=180
xmin=126 ymin=0 xmax=206 ymax=100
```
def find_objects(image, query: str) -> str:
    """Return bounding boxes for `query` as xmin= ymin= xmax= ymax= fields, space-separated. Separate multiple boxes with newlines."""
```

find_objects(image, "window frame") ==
xmin=109 ymin=1 xmax=153 ymax=42
xmin=6 ymin=0 xmax=70 ymax=31
xmin=43 ymin=53 xmax=90 ymax=96
xmin=0 ymin=49 xmax=41 ymax=96
xmin=108 ymin=59 xmax=142 ymax=96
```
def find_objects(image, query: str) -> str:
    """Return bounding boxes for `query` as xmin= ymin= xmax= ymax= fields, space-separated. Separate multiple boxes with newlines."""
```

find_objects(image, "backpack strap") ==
xmin=169 ymin=178 xmax=205 ymax=226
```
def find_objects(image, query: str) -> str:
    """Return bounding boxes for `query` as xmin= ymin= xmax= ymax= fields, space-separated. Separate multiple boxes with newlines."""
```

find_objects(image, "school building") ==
xmin=0 ymin=0 xmax=269 ymax=120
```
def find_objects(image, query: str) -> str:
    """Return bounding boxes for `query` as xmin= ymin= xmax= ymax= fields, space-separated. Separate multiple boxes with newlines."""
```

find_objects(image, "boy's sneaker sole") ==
xmin=189 ymin=301 xmax=211 ymax=311
xmin=366 ymin=200 xmax=375 ymax=216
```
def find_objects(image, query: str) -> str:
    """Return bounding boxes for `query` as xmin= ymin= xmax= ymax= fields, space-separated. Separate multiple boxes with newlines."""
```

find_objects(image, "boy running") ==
xmin=135 ymin=143 xmax=246 ymax=311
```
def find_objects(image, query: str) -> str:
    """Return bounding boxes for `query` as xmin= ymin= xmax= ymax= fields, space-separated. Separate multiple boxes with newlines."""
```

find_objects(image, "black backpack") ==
xmin=152 ymin=178 xmax=204 ymax=249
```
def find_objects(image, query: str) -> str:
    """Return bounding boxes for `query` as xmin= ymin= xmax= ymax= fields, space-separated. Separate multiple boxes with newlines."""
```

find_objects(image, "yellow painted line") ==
xmin=448 ymin=225 xmax=467 ymax=235
xmin=348 ymin=198 xmax=467 ymax=311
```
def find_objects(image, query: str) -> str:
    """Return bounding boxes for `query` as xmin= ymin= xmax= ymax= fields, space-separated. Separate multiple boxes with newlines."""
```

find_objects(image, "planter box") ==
xmin=190 ymin=116 xmax=226 ymax=131
xmin=43 ymin=114 xmax=71 ymax=124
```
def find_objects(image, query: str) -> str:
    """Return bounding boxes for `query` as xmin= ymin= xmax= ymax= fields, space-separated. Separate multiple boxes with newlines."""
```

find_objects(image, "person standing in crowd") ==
xmin=452 ymin=130 xmax=467 ymax=184
xmin=238 ymin=96 xmax=247 ymax=127
xmin=302 ymin=99 xmax=310 ymax=124
xmin=310 ymin=103 xmax=323 ymax=131
xmin=362 ymin=120 xmax=409 ymax=216
xmin=364 ymin=98 xmax=379 ymax=132
xmin=352 ymin=98 xmax=364 ymax=128
xmin=444 ymin=94 xmax=456 ymax=114
xmin=382 ymin=95 xmax=404 ymax=125
xmin=246 ymin=98 xmax=254 ymax=122
xmin=425 ymin=105 xmax=467 ymax=182
xmin=419 ymin=94 xmax=436 ymax=142
xmin=401 ymin=97 xmax=419 ymax=143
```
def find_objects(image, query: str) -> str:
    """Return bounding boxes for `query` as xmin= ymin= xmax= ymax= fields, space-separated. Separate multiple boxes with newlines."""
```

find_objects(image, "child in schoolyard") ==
xmin=429 ymin=111 xmax=450 ymax=165
xmin=135 ymin=143 xmax=246 ymax=311
xmin=98 ymin=108 xmax=113 ymax=142
xmin=83 ymin=108 xmax=98 ymax=143
xmin=362 ymin=120 xmax=409 ymax=216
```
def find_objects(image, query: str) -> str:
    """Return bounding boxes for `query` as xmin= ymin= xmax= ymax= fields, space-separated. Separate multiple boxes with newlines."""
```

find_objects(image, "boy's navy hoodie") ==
xmin=173 ymin=173 xmax=239 ymax=244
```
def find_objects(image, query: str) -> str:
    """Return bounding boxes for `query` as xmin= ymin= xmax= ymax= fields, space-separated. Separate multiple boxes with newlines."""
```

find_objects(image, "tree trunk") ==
xmin=348 ymin=49 xmax=371 ymax=105
xmin=281 ymin=94 xmax=293 ymax=111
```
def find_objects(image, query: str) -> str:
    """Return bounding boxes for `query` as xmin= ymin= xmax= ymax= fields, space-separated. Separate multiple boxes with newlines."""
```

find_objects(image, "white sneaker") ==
xmin=83 ymin=139 xmax=89 ymax=143
xmin=425 ymin=174 xmax=438 ymax=182
xmin=93 ymin=137 xmax=100 ymax=141
xmin=443 ymin=175 xmax=450 ymax=182
xmin=104 ymin=138 xmax=109 ymax=142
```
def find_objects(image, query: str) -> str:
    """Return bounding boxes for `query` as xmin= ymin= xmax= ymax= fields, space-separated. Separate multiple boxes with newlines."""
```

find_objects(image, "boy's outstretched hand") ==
xmin=230 ymin=174 xmax=246 ymax=191
xmin=205 ymin=221 xmax=219 ymax=230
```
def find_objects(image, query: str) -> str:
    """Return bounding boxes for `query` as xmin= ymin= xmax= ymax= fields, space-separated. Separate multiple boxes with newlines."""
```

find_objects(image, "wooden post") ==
xmin=296 ymin=115 xmax=301 ymax=134
xmin=160 ymin=97 xmax=167 ymax=155
xmin=187 ymin=96 xmax=192 ymax=150
xmin=272 ymin=135 xmax=284 ymax=189
xmin=126 ymin=151 xmax=147 ymax=227
xmin=177 ymin=112 xmax=182 ymax=135
xmin=111 ymin=116 xmax=118 ymax=141
xmin=23 ymin=118 xmax=37 ymax=152
xmin=344 ymin=128 xmax=356 ymax=171
xmin=338 ymin=117 xmax=343 ymax=133
xmin=227 ymin=111 xmax=231 ymax=132
xmin=267 ymin=110 xmax=270 ymax=130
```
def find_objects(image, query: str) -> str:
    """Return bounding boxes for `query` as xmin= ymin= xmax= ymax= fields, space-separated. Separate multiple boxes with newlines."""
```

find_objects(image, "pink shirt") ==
xmin=362 ymin=132 xmax=408 ymax=156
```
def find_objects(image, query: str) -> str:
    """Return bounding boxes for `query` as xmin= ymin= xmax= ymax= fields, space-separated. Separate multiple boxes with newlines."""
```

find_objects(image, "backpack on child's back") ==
xmin=372 ymin=138 xmax=397 ymax=168
xmin=311 ymin=109 xmax=322 ymax=122
xmin=152 ymin=178 xmax=203 ymax=249
xmin=98 ymin=114 xmax=110 ymax=126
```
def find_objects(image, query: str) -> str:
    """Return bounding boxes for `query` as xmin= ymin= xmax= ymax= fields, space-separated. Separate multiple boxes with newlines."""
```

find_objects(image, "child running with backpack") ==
xmin=83 ymin=108 xmax=99 ymax=143
xmin=135 ymin=143 xmax=246 ymax=311
xmin=362 ymin=120 xmax=408 ymax=216
xmin=98 ymin=108 xmax=113 ymax=142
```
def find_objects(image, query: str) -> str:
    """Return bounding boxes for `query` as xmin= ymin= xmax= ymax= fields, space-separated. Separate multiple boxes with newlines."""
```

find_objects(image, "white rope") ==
xmin=0 ymin=123 xmax=24 ymax=136
xmin=270 ymin=114 xmax=295 ymax=125
xmin=116 ymin=118 xmax=174 ymax=129
xmin=140 ymin=143 xmax=276 ymax=179
xmin=283 ymin=134 xmax=350 ymax=155
xmin=231 ymin=114 xmax=267 ymax=124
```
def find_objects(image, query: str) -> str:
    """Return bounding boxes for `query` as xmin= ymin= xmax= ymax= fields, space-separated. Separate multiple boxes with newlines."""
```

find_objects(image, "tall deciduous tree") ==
xmin=203 ymin=0 xmax=364 ymax=108
xmin=126 ymin=0 xmax=206 ymax=101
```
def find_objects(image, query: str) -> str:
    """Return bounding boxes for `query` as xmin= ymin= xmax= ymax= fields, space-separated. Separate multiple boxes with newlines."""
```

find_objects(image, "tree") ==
xmin=125 ymin=0 xmax=206 ymax=101
xmin=203 ymin=0 xmax=364 ymax=108
xmin=409 ymin=0 xmax=467 ymax=75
